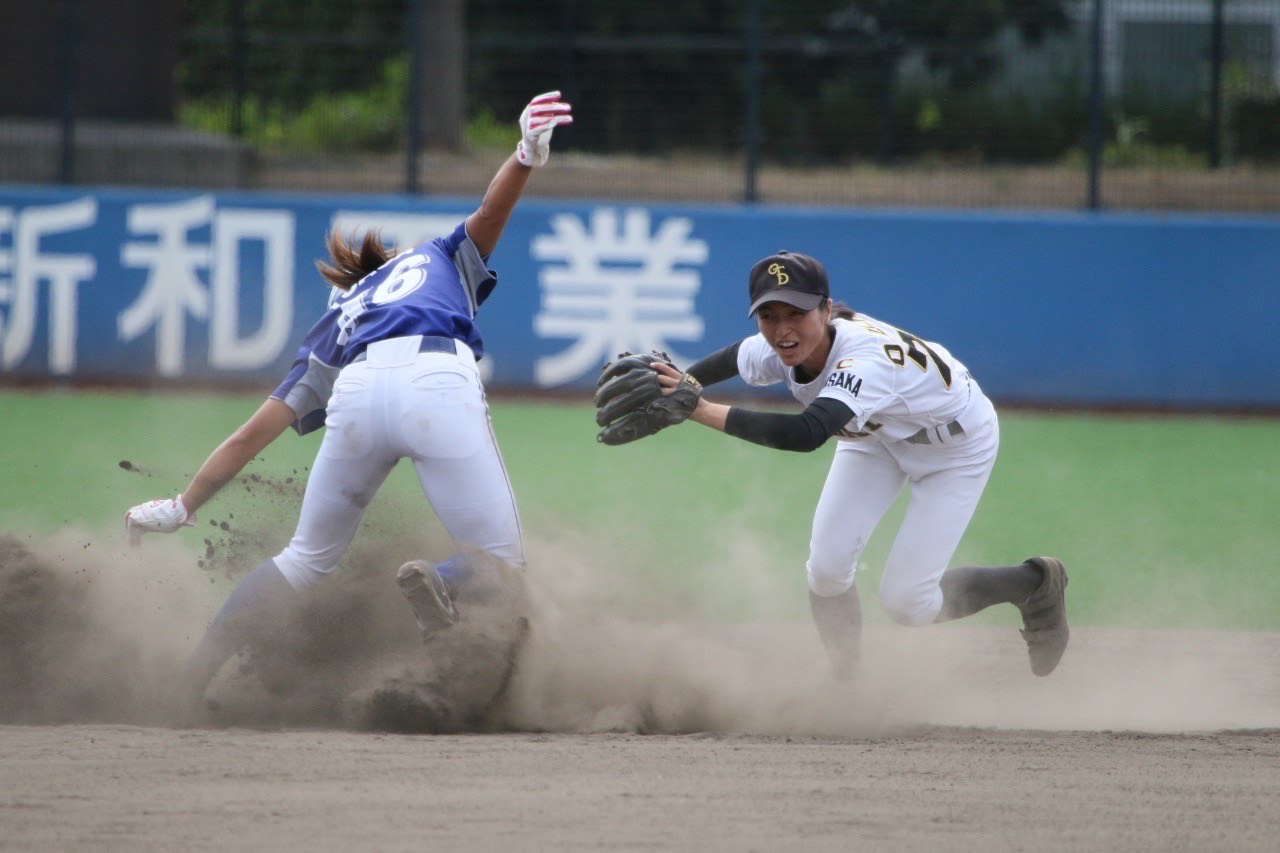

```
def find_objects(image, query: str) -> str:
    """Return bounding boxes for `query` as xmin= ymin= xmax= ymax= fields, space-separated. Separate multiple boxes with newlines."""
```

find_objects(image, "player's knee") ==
xmin=807 ymin=560 xmax=855 ymax=598
xmin=878 ymin=578 xmax=941 ymax=627
xmin=807 ymin=536 xmax=864 ymax=598
xmin=273 ymin=549 xmax=339 ymax=590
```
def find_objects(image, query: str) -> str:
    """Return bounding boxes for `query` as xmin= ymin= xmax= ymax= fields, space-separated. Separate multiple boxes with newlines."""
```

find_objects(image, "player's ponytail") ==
xmin=316 ymin=229 xmax=395 ymax=290
xmin=829 ymin=299 xmax=856 ymax=321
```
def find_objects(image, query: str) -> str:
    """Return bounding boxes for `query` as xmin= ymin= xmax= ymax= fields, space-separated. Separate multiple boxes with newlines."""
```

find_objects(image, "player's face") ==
xmin=755 ymin=301 xmax=831 ymax=372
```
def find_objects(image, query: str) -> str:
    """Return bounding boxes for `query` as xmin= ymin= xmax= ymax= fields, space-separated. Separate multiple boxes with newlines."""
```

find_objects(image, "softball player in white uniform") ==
xmin=125 ymin=92 xmax=572 ymax=704
xmin=656 ymin=250 xmax=1069 ymax=678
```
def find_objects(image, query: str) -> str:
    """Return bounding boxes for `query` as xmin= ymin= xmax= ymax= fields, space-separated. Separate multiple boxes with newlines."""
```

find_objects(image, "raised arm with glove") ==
xmin=515 ymin=90 xmax=573 ymax=168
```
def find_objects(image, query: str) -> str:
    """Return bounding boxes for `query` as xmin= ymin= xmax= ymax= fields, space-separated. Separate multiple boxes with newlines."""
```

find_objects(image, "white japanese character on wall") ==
xmin=119 ymin=196 xmax=214 ymax=376
xmin=119 ymin=196 xmax=294 ymax=376
xmin=532 ymin=208 xmax=707 ymax=386
xmin=0 ymin=198 xmax=98 ymax=374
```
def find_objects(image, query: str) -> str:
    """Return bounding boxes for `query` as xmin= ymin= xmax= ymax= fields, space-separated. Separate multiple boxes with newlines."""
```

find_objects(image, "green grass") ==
xmin=3 ymin=388 xmax=1278 ymax=631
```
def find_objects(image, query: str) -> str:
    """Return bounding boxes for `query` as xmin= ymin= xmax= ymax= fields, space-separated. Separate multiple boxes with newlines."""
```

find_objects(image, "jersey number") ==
xmin=882 ymin=329 xmax=953 ymax=389
xmin=371 ymin=253 xmax=429 ymax=304
xmin=333 ymin=252 xmax=430 ymax=344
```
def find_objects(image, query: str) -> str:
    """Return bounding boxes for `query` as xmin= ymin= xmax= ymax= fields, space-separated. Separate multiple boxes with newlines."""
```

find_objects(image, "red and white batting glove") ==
xmin=516 ymin=90 xmax=573 ymax=168
xmin=125 ymin=496 xmax=195 ymax=547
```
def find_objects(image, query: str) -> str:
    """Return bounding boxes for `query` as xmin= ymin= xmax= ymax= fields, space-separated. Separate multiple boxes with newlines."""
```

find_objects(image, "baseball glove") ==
xmin=594 ymin=351 xmax=702 ymax=446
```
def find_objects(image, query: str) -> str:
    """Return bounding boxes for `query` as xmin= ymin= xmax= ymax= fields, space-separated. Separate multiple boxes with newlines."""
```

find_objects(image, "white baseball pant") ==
xmin=273 ymin=335 xmax=525 ymax=590
xmin=806 ymin=389 xmax=999 ymax=626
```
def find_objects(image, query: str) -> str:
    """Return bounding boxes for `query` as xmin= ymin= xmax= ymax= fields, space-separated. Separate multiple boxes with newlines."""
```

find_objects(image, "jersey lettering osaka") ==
xmin=736 ymin=315 xmax=974 ymax=442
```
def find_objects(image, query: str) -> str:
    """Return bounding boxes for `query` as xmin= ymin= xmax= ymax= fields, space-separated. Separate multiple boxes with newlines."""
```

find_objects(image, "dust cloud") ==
xmin=2 ymin=510 xmax=1277 ymax=735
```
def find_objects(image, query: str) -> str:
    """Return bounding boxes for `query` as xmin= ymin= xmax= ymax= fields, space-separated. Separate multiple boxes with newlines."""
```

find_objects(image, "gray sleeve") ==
xmin=274 ymin=354 xmax=339 ymax=436
xmin=452 ymin=233 xmax=499 ymax=316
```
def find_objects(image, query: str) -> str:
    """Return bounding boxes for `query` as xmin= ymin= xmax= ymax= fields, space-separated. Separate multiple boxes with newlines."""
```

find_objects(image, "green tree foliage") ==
xmin=177 ymin=0 xmax=1072 ymax=160
xmin=466 ymin=0 xmax=1069 ymax=159
xmin=828 ymin=0 xmax=1068 ymax=86
xmin=180 ymin=0 xmax=406 ymax=107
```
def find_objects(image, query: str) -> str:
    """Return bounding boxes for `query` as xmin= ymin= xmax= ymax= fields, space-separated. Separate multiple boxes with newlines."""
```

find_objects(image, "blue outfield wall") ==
xmin=1 ymin=184 xmax=1277 ymax=408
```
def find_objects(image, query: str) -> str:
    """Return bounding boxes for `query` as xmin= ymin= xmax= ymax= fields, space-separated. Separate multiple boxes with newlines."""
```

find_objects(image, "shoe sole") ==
xmin=397 ymin=560 xmax=460 ymax=635
xmin=1021 ymin=556 xmax=1069 ymax=677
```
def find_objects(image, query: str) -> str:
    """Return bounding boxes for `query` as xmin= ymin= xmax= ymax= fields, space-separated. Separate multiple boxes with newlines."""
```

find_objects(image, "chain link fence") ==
xmin=2 ymin=0 xmax=1276 ymax=211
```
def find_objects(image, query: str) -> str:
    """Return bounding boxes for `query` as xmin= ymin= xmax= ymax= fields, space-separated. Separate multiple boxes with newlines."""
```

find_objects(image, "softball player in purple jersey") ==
xmin=654 ymin=251 xmax=1069 ymax=679
xmin=125 ymin=92 xmax=572 ymax=703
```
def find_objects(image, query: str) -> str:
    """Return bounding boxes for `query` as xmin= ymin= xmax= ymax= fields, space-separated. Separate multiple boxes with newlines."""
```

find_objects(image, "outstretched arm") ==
xmin=125 ymin=398 xmax=296 ymax=544
xmin=466 ymin=91 xmax=572 ymax=256
xmin=180 ymin=398 xmax=298 ymax=514
xmin=653 ymin=361 xmax=730 ymax=432
xmin=465 ymin=154 xmax=534 ymax=258
xmin=685 ymin=342 xmax=742 ymax=387
xmin=653 ymin=362 xmax=851 ymax=452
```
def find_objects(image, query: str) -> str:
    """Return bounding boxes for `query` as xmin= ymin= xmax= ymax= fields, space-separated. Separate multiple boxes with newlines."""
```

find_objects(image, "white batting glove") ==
xmin=125 ymin=496 xmax=195 ymax=546
xmin=515 ymin=90 xmax=573 ymax=168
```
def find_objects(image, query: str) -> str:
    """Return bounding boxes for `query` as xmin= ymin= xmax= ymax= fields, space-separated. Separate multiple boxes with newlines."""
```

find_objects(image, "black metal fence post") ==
xmin=558 ymin=0 xmax=577 ymax=114
xmin=230 ymin=0 xmax=246 ymax=137
xmin=877 ymin=39 xmax=901 ymax=166
xmin=1086 ymin=0 xmax=1105 ymax=210
xmin=743 ymin=0 xmax=763 ymax=203
xmin=1208 ymin=0 xmax=1225 ymax=168
xmin=405 ymin=0 xmax=424 ymax=194
xmin=58 ymin=0 xmax=79 ymax=184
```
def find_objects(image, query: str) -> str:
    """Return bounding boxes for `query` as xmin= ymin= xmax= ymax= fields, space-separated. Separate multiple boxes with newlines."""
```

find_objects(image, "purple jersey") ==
xmin=271 ymin=221 xmax=497 ymax=434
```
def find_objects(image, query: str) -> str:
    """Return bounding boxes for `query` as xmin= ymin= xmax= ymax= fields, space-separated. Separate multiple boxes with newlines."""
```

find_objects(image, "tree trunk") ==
xmin=418 ymin=0 xmax=466 ymax=150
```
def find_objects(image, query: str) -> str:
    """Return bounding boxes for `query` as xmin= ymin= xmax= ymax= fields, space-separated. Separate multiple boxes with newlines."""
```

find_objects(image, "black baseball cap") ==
xmin=747 ymin=250 xmax=830 ymax=316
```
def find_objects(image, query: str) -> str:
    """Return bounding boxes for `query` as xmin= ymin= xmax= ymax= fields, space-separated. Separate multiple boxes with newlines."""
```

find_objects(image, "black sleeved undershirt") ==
xmin=724 ymin=396 xmax=855 ymax=452
xmin=686 ymin=342 xmax=742 ymax=387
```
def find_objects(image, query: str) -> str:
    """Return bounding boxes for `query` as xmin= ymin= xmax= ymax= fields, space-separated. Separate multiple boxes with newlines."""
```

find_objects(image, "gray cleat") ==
xmin=397 ymin=560 xmax=460 ymax=641
xmin=1018 ymin=556 xmax=1069 ymax=676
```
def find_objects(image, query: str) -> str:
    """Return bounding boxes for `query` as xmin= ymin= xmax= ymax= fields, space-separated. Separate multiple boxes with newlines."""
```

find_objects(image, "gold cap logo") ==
xmin=767 ymin=263 xmax=789 ymax=286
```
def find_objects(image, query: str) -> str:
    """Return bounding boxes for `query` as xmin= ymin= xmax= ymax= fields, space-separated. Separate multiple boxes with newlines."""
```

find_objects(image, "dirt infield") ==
xmin=4 ymin=724 xmax=1278 ymax=852
xmin=2 ymin=532 xmax=1279 ymax=850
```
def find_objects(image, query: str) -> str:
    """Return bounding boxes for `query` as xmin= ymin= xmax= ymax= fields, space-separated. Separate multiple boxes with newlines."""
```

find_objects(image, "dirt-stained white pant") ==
xmin=273 ymin=336 xmax=524 ymax=590
xmin=806 ymin=387 xmax=999 ymax=626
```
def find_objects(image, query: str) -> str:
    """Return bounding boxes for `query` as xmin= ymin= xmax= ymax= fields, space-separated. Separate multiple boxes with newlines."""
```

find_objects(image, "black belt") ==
xmin=905 ymin=419 xmax=964 ymax=445
xmin=349 ymin=335 xmax=457 ymax=364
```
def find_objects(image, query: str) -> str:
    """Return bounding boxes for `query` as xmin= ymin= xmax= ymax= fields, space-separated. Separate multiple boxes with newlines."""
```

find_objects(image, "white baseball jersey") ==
xmin=735 ymin=314 xmax=1001 ymax=627
xmin=737 ymin=314 xmax=974 ymax=443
